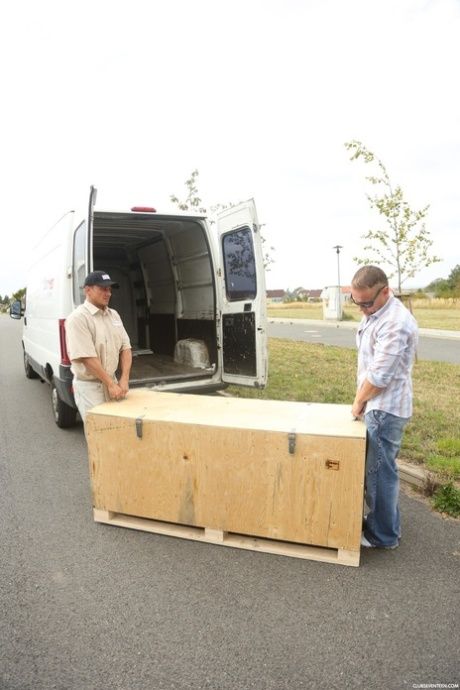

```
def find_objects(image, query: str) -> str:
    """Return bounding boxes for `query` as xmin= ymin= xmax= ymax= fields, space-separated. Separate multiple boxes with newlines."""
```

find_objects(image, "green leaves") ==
xmin=427 ymin=264 xmax=460 ymax=297
xmin=431 ymin=482 xmax=460 ymax=518
xmin=169 ymin=169 xmax=207 ymax=215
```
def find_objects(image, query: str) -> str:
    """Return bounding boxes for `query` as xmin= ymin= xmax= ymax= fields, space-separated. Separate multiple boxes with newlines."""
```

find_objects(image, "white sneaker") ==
xmin=361 ymin=533 xmax=375 ymax=548
xmin=361 ymin=533 xmax=399 ymax=549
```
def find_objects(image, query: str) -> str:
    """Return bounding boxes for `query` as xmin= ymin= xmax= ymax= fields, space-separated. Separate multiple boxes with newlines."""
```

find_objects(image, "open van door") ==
xmin=217 ymin=199 xmax=268 ymax=387
xmin=86 ymin=185 xmax=97 ymax=272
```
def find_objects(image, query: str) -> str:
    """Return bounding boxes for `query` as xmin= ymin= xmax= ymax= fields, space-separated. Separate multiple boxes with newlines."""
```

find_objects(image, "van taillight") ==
xmin=59 ymin=319 xmax=71 ymax=366
xmin=131 ymin=206 xmax=157 ymax=213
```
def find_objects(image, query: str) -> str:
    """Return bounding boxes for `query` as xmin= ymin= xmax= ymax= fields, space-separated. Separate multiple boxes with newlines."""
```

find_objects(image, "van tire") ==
xmin=51 ymin=382 xmax=77 ymax=428
xmin=24 ymin=350 xmax=39 ymax=379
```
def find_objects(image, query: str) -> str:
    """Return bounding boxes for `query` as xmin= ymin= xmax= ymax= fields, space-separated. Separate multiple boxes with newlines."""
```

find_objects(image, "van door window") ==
xmin=73 ymin=221 xmax=87 ymax=305
xmin=222 ymin=227 xmax=257 ymax=301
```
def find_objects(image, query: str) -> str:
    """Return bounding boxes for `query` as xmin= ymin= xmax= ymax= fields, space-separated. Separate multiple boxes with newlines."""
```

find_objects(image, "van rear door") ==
xmin=86 ymin=185 xmax=97 ymax=272
xmin=217 ymin=199 xmax=267 ymax=388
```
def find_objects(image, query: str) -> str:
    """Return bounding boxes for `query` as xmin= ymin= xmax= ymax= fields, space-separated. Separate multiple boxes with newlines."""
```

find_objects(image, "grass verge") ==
xmin=267 ymin=299 xmax=460 ymax=330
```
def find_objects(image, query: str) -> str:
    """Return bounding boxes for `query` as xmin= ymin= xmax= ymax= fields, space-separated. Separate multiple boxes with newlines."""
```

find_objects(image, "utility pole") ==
xmin=333 ymin=245 xmax=343 ymax=289
xmin=332 ymin=245 xmax=343 ymax=321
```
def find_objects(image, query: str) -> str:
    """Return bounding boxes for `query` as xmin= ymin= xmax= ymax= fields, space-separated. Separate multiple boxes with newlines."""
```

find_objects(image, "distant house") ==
xmin=293 ymin=287 xmax=323 ymax=302
xmin=266 ymin=289 xmax=286 ymax=303
xmin=306 ymin=289 xmax=322 ymax=302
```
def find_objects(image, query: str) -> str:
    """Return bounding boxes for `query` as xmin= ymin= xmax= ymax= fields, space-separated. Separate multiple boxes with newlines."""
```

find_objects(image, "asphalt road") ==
xmin=268 ymin=319 xmax=460 ymax=364
xmin=1 ymin=317 xmax=459 ymax=690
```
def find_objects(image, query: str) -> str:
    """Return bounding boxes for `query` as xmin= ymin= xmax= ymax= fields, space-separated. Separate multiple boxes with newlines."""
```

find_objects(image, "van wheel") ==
xmin=24 ymin=350 xmax=39 ymax=379
xmin=51 ymin=383 xmax=77 ymax=428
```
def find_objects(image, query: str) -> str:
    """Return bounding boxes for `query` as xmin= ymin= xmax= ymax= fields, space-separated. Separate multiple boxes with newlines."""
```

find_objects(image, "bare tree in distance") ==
xmin=345 ymin=140 xmax=441 ymax=294
xmin=170 ymin=170 xmax=275 ymax=272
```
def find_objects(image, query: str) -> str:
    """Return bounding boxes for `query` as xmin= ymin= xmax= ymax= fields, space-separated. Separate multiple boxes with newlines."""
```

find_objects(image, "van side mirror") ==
xmin=9 ymin=300 xmax=23 ymax=320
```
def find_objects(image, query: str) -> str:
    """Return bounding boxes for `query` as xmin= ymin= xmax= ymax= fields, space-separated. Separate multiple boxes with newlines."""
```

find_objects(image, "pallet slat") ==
xmin=93 ymin=509 xmax=360 ymax=567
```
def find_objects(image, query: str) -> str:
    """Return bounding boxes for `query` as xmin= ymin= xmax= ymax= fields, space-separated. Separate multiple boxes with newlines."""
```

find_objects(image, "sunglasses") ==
xmin=351 ymin=285 xmax=385 ymax=308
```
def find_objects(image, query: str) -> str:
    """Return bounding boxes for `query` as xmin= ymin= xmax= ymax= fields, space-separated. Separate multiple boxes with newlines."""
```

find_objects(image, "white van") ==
xmin=11 ymin=187 xmax=268 ymax=428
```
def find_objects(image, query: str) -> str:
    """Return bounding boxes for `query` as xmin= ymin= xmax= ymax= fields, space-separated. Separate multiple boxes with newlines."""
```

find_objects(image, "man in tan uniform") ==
xmin=65 ymin=270 xmax=132 ymax=424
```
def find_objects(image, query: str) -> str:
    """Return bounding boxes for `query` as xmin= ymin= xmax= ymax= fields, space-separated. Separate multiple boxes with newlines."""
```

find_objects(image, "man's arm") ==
xmin=72 ymin=356 xmax=126 ymax=401
xmin=118 ymin=348 xmax=132 ymax=396
xmin=352 ymin=379 xmax=384 ymax=418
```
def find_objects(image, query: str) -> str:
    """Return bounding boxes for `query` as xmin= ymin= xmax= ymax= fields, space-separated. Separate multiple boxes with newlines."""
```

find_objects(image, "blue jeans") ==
xmin=363 ymin=410 xmax=409 ymax=548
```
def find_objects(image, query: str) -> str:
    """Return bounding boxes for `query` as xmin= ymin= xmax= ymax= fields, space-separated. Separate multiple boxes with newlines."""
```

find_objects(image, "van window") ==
xmin=73 ymin=221 xmax=87 ymax=305
xmin=222 ymin=227 xmax=257 ymax=301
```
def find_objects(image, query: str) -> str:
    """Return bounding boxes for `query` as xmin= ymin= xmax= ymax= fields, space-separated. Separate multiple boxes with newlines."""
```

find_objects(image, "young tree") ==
xmin=447 ymin=264 xmax=460 ymax=295
xmin=169 ymin=169 xmax=207 ymax=215
xmin=345 ymin=140 xmax=441 ymax=294
xmin=170 ymin=170 xmax=275 ymax=271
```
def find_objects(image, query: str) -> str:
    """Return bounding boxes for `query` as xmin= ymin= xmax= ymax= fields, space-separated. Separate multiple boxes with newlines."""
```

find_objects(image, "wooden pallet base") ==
xmin=93 ymin=509 xmax=360 ymax=567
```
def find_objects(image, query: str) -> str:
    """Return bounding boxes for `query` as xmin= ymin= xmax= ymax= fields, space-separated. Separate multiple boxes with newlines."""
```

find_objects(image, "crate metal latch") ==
xmin=135 ymin=417 xmax=144 ymax=439
xmin=288 ymin=431 xmax=296 ymax=455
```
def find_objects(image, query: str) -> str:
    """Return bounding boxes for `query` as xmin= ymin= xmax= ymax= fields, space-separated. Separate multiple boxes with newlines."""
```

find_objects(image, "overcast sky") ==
xmin=1 ymin=0 xmax=459 ymax=295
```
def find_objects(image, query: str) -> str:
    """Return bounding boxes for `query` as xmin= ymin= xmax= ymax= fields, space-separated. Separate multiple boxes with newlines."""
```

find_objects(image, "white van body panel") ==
xmin=23 ymin=212 xmax=75 ymax=376
xmin=18 ymin=191 xmax=267 ymax=427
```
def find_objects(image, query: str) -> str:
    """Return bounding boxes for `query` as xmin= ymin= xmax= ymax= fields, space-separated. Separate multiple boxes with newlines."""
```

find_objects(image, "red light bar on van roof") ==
xmin=131 ymin=206 xmax=157 ymax=213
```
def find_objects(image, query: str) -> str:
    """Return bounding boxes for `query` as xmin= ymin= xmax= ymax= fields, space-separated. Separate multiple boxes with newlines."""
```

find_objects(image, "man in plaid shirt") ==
xmin=351 ymin=266 xmax=418 ymax=549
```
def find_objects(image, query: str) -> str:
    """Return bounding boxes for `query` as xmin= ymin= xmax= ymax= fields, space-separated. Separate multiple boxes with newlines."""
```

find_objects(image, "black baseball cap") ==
xmin=84 ymin=271 xmax=119 ymax=288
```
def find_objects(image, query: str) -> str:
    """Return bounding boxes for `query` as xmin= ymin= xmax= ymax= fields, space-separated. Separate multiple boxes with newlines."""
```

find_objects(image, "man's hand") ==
xmin=352 ymin=378 xmax=384 ymax=419
xmin=74 ymin=353 xmax=132 ymax=402
xmin=352 ymin=399 xmax=366 ymax=419
xmin=117 ymin=349 xmax=132 ymax=398
xmin=118 ymin=375 xmax=129 ymax=397
xmin=107 ymin=381 xmax=127 ymax=401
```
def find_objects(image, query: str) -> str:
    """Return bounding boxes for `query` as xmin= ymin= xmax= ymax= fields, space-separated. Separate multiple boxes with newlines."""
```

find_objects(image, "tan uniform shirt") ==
xmin=65 ymin=300 xmax=131 ymax=382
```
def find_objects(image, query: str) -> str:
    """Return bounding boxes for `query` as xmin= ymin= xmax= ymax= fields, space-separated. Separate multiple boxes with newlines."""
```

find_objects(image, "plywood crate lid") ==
xmin=87 ymin=389 xmax=365 ymax=439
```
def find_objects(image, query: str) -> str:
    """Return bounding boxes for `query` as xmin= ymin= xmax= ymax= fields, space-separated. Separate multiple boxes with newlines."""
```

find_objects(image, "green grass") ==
xmin=230 ymin=338 xmax=460 ymax=477
xmin=425 ymin=438 xmax=460 ymax=479
xmin=436 ymin=438 xmax=460 ymax=456
xmin=431 ymin=483 xmax=460 ymax=518
xmin=426 ymin=455 xmax=460 ymax=479
xmin=268 ymin=304 xmax=326 ymax=320
xmin=267 ymin=299 xmax=460 ymax=331
xmin=410 ymin=307 xmax=460 ymax=331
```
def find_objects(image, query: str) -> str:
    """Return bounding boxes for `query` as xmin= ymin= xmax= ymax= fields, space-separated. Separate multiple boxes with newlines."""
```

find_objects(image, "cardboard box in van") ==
xmin=12 ymin=187 xmax=268 ymax=428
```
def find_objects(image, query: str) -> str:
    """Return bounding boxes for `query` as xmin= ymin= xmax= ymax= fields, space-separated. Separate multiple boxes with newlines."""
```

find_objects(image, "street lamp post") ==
xmin=333 ymin=245 xmax=343 ymax=289
xmin=333 ymin=245 xmax=343 ymax=320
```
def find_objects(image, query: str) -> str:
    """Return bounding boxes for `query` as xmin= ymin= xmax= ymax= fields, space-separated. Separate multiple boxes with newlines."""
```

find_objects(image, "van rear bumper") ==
xmin=131 ymin=380 xmax=228 ymax=395
xmin=54 ymin=367 xmax=226 ymax=405
xmin=55 ymin=365 xmax=76 ymax=408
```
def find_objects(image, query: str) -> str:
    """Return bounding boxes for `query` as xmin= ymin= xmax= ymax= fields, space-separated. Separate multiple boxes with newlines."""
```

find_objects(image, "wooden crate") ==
xmin=86 ymin=390 xmax=366 ymax=567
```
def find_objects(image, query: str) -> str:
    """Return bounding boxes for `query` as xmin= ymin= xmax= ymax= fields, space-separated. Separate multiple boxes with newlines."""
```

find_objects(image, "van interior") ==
xmin=91 ymin=211 xmax=218 ymax=388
